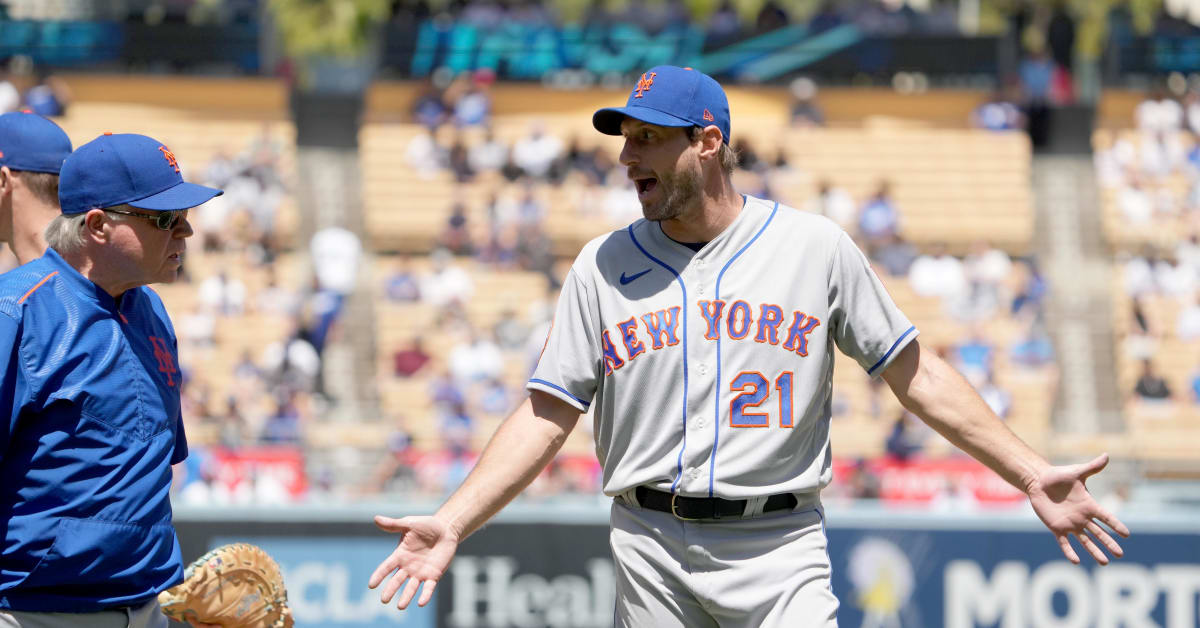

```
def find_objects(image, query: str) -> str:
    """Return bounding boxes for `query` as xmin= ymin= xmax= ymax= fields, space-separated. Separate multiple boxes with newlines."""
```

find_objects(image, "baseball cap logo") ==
xmin=634 ymin=72 xmax=657 ymax=98
xmin=703 ymin=109 xmax=714 ymax=122
xmin=158 ymin=145 xmax=180 ymax=173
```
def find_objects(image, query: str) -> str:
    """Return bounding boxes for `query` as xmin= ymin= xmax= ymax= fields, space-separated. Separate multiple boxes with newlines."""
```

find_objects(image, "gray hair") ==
xmin=44 ymin=205 xmax=136 ymax=255
xmin=44 ymin=212 xmax=88 ymax=255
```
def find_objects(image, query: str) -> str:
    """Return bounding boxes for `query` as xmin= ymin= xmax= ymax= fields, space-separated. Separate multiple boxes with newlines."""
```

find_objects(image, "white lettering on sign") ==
xmin=449 ymin=556 xmax=615 ymax=627
xmin=945 ymin=560 xmax=1200 ymax=628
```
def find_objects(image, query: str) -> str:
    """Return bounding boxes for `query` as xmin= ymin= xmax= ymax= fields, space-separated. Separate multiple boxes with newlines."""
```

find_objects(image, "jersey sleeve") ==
xmin=170 ymin=414 xmax=188 ymax=465
xmin=527 ymin=268 xmax=601 ymax=412
xmin=0 ymin=313 xmax=29 ymax=461
xmin=827 ymin=231 xmax=918 ymax=376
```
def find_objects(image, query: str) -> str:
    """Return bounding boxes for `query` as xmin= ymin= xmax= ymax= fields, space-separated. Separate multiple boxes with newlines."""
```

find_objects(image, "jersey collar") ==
xmin=41 ymin=247 xmax=137 ymax=313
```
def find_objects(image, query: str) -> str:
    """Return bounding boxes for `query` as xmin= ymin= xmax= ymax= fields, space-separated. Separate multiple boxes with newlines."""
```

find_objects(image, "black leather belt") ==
xmin=635 ymin=486 xmax=798 ymax=521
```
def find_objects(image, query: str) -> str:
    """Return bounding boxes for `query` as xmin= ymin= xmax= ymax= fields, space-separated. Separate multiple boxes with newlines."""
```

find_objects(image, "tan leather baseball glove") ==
xmin=158 ymin=543 xmax=295 ymax=628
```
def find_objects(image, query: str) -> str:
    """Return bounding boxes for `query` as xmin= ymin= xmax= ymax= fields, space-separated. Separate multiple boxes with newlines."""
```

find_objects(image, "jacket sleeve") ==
xmin=0 ymin=313 xmax=29 ymax=463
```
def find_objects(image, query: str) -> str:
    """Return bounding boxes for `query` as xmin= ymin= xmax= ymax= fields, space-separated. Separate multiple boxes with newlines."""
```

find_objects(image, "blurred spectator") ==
xmin=512 ymin=121 xmax=563 ymax=179
xmin=453 ymin=70 xmax=493 ymax=127
xmin=909 ymin=243 xmax=967 ymax=300
xmin=260 ymin=392 xmax=305 ymax=445
xmin=806 ymin=179 xmax=856 ymax=231
xmin=311 ymin=226 xmax=362 ymax=296
xmin=1122 ymin=295 xmax=1157 ymax=361
xmin=179 ymin=304 xmax=216 ymax=348
xmin=755 ymin=0 xmax=789 ymax=32
xmin=1010 ymin=318 xmax=1056 ymax=368
xmin=493 ymin=307 xmax=529 ymax=351
xmin=1176 ymin=294 xmax=1200 ymax=341
xmin=559 ymin=136 xmax=603 ymax=184
xmin=406 ymin=128 xmax=446 ymax=179
xmin=438 ymin=201 xmax=474 ymax=255
xmin=217 ymin=395 xmax=251 ymax=449
xmin=958 ymin=241 xmax=1012 ymax=321
xmin=809 ymin=1 xmax=845 ymax=33
xmin=976 ymin=372 xmax=1012 ymax=419
xmin=477 ymin=222 xmax=520 ymax=268
xmin=1133 ymin=359 xmax=1171 ymax=400
xmin=233 ymin=349 xmax=261 ymax=382
xmin=393 ymin=337 xmax=432 ymax=378
xmin=199 ymin=269 xmax=247 ymax=316
xmin=789 ymin=77 xmax=825 ymax=127
xmin=478 ymin=376 xmax=513 ymax=416
xmin=469 ymin=127 xmax=508 ymax=174
xmin=447 ymin=138 xmax=475 ymax=182
xmin=1011 ymin=259 xmax=1048 ymax=316
xmin=430 ymin=369 xmax=466 ymax=408
xmin=1046 ymin=3 xmax=1076 ymax=77
xmin=1117 ymin=177 xmax=1154 ymax=224
xmin=421 ymin=248 xmax=474 ymax=309
xmin=205 ymin=146 xmax=238 ymax=190
xmin=449 ymin=328 xmax=503 ymax=384
xmin=366 ymin=414 xmax=418 ymax=494
xmin=256 ymin=270 xmax=300 ymax=316
xmin=0 ymin=72 xmax=18 ymax=113
xmin=845 ymin=459 xmax=880 ymax=499
xmin=857 ymin=180 xmax=900 ymax=253
xmin=508 ymin=190 xmax=540 ymax=230
xmin=1019 ymin=41 xmax=1054 ymax=146
xmin=385 ymin=255 xmax=422 ymax=302
xmin=23 ymin=72 xmax=70 ymax=117
xmin=1135 ymin=86 xmax=1183 ymax=135
xmin=873 ymin=234 xmax=918 ymax=278
xmin=262 ymin=325 xmax=321 ymax=395
xmin=1185 ymin=90 xmax=1200 ymax=136
xmin=970 ymin=88 xmax=1024 ymax=132
xmin=884 ymin=411 xmax=924 ymax=461
xmin=412 ymin=79 xmax=449 ymax=129
xmin=953 ymin=326 xmax=995 ymax=384
xmin=1190 ymin=362 xmax=1200 ymax=403
xmin=516 ymin=223 xmax=555 ymax=283
xmin=706 ymin=0 xmax=742 ymax=46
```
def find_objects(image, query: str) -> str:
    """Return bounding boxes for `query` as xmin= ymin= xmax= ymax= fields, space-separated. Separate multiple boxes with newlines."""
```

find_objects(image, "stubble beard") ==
xmin=642 ymin=164 xmax=702 ymax=223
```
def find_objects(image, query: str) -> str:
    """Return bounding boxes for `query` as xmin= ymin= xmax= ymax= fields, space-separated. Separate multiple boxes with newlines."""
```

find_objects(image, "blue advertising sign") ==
xmin=211 ymin=536 xmax=435 ymax=628
xmin=828 ymin=523 xmax=1200 ymax=628
xmin=181 ymin=505 xmax=1200 ymax=628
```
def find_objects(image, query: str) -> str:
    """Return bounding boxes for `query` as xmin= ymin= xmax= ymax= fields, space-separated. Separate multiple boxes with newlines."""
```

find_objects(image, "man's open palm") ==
xmin=369 ymin=515 xmax=460 ymax=609
xmin=1027 ymin=453 xmax=1131 ymax=565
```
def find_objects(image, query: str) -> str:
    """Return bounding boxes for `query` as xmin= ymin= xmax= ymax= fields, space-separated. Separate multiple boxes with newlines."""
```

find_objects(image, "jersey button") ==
xmin=698 ymin=364 xmax=707 ymax=375
xmin=695 ymin=418 xmax=706 ymax=428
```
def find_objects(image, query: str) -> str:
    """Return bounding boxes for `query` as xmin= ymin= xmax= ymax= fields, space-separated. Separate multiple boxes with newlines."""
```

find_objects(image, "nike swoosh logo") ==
xmin=619 ymin=269 xmax=652 ymax=285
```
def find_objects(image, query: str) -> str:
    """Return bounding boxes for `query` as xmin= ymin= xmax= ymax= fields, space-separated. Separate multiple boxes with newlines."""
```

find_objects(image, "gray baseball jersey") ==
xmin=528 ymin=195 xmax=917 ymax=499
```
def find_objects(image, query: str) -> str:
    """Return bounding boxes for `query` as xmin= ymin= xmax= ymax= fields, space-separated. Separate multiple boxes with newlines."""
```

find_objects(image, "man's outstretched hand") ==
xmin=1026 ymin=453 xmax=1131 ymax=565
xmin=369 ymin=515 xmax=461 ymax=609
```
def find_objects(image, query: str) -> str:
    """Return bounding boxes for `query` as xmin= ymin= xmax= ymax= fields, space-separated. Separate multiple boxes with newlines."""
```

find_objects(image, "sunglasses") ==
xmin=105 ymin=208 xmax=187 ymax=231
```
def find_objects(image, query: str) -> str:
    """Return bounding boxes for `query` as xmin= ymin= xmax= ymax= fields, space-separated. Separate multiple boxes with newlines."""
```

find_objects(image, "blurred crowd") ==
xmin=1098 ymin=81 xmax=1200 ymax=407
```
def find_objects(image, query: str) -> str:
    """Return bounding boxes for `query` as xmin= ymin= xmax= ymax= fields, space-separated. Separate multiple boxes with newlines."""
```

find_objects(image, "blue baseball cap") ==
xmin=593 ymin=65 xmax=731 ymax=145
xmin=0 ymin=110 xmax=73 ymax=174
xmin=59 ymin=133 xmax=222 ymax=215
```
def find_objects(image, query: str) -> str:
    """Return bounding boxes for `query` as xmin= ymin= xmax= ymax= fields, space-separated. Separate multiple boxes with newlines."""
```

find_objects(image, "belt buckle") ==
xmin=670 ymin=493 xmax=700 ymax=521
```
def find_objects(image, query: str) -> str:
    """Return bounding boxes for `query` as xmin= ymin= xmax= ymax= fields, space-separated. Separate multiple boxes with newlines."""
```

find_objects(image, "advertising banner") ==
xmin=175 ymin=506 xmax=1199 ymax=628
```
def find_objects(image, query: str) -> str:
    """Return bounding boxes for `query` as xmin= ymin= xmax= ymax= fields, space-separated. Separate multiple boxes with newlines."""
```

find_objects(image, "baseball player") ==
xmin=0 ymin=111 xmax=73 ymax=265
xmin=370 ymin=66 xmax=1130 ymax=626
xmin=0 ymin=133 xmax=221 ymax=628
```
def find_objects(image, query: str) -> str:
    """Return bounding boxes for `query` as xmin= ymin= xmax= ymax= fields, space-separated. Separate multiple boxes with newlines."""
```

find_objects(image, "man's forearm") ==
xmin=884 ymin=342 xmax=1051 ymax=492
xmin=433 ymin=392 xmax=580 ymax=541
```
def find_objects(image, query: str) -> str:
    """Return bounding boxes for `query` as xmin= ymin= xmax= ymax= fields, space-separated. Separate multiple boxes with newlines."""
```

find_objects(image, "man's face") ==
xmin=618 ymin=119 xmax=702 ymax=222
xmin=107 ymin=207 xmax=193 ymax=286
